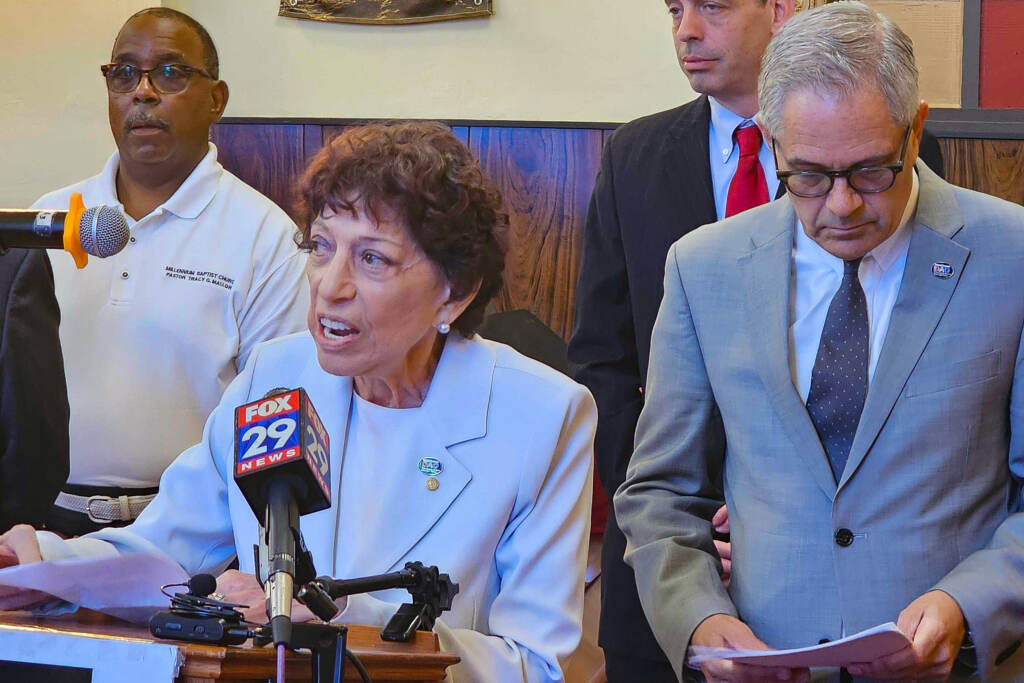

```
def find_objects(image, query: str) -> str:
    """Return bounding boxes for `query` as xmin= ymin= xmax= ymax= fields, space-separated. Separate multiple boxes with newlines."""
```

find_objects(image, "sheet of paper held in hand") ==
xmin=688 ymin=622 xmax=911 ymax=668
xmin=0 ymin=552 xmax=188 ymax=623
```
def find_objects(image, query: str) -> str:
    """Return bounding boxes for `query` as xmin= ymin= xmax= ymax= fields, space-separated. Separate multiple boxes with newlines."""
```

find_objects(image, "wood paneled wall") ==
xmin=938 ymin=138 xmax=1024 ymax=206
xmin=211 ymin=121 xmax=604 ymax=341
xmin=468 ymin=127 xmax=602 ymax=339
xmin=211 ymin=121 xmax=1024 ymax=341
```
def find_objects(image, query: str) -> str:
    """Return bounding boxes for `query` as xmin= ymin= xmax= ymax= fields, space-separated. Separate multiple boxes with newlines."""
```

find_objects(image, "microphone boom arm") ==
xmin=296 ymin=562 xmax=459 ymax=641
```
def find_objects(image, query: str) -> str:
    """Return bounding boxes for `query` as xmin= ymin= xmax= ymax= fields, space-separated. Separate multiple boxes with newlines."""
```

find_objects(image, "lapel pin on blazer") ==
xmin=932 ymin=262 xmax=954 ymax=279
xmin=418 ymin=457 xmax=443 ymax=476
xmin=419 ymin=457 xmax=443 ymax=491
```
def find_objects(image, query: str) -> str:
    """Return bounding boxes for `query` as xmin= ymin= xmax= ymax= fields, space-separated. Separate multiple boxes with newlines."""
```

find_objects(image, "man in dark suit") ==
xmin=568 ymin=0 xmax=944 ymax=679
xmin=0 ymin=249 xmax=69 ymax=532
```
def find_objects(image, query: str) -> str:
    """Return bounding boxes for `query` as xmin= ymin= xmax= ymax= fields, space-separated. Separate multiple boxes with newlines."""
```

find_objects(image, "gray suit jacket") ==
xmin=615 ymin=161 xmax=1024 ymax=682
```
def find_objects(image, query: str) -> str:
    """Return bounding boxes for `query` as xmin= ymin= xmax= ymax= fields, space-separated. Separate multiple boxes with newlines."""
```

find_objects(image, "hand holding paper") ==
xmin=689 ymin=621 xmax=910 ymax=671
xmin=846 ymin=590 xmax=965 ymax=680
xmin=0 ymin=550 xmax=187 ymax=622
xmin=690 ymin=613 xmax=811 ymax=682
xmin=0 ymin=524 xmax=48 ymax=611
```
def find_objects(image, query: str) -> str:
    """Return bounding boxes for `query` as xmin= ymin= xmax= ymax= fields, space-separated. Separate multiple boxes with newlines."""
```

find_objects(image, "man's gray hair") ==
xmin=758 ymin=1 xmax=919 ymax=139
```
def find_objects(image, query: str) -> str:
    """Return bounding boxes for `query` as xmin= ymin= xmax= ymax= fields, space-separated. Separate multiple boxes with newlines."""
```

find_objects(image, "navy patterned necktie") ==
xmin=806 ymin=258 xmax=869 ymax=482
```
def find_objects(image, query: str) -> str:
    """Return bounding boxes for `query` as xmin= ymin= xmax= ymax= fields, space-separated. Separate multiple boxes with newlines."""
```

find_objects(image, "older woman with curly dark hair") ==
xmin=0 ymin=122 xmax=596 ymax=682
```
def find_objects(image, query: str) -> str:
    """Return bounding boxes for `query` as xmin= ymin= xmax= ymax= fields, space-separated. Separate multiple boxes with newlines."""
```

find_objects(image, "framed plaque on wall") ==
xmin=280 ymin=0 xmax=493 ymax=25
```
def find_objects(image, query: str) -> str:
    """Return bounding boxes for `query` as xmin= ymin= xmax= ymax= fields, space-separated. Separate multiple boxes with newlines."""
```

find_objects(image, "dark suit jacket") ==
xmin=0 ymin=249 xmax=69 ymax=531
xmin=569 ymin=95 xmax=717 ymax=662
xmin=568 ymin=94 xmax=946 ymax=662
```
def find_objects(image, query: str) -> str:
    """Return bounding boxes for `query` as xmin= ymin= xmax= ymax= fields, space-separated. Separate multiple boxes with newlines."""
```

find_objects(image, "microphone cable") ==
xmin=346 ymin=647 xmax=372 ymax=682
xmin=273 ymin=636 xmax=372 ymax=683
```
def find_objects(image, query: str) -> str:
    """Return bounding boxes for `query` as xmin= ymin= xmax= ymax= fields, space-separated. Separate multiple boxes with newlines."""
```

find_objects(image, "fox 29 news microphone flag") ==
xmin=233 ymin=388 xmax=331 ymax=647
xmin=233 ymin=388 xmax=331 ymax=511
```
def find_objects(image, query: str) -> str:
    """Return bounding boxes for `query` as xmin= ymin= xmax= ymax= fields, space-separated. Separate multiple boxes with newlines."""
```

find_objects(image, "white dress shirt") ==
xmin=32 ymin=145 xmax=309 ymax=487
xmin=707 ymin=97 xmax=780 ymax=220
xmin=789 ymin=170 xmax=920 ymax=402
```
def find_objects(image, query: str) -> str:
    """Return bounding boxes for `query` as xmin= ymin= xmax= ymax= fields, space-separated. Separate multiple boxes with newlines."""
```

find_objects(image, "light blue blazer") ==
xmin=42 ymin=332 xmax=596 ymax=682
xmin=616 ymin=162 xmax=1024 ymax=682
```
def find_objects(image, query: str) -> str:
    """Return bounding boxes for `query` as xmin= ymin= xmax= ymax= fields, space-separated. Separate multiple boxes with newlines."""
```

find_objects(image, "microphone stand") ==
xmin=296 ymin=562 xmax=459 ymax=642
xmin=253 ymin=528 xmax=353 ymax=683
xmin=153 ymin=559 xmax=455 ymax=683
xmin=265 ymin=481 xmax=301 ymax=648
xmin=251 ymin=621 xmax=349 ymax=683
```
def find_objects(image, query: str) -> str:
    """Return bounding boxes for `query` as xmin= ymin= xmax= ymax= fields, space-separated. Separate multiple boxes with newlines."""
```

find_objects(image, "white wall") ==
xmin=0 ymin=0 xmax=152 ymax=206
xmin=167 ymin=0 xmax=692 ymax=122
xmin=1 ymin=0 xmax=695 ymax=206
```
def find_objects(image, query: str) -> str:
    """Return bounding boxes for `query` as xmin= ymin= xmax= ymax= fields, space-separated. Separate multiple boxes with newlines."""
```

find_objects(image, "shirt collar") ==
xmin=868 ymin=168 xmax=918 ymax=273
xmin=708 ymin=96 xmax=759 ymax=163
xmin=97 ymin=152 xmax=124 ymax=209
xmin=101 ymin=142 xmax=222 ymax=222
xmin=162 ymin=143 xmax=222 ymax=219
xmin=795 ymin=168 xmax=920 ymax=275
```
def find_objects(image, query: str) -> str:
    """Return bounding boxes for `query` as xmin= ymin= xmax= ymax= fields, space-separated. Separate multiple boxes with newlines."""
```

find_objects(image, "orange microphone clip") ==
xmin=62 ymin=192 xmax=88 ymax=269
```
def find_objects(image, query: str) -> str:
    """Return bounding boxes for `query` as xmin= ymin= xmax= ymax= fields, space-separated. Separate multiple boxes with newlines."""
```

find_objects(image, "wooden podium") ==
xmin=0 ymin=610 xmax=458 ymax=682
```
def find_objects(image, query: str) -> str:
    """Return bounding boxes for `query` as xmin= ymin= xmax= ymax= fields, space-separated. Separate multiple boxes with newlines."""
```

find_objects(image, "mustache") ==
xmin=682 ymin=43 xmax=718 ymax=60
xmin=123 ymin=111 xmax=169 ymax=133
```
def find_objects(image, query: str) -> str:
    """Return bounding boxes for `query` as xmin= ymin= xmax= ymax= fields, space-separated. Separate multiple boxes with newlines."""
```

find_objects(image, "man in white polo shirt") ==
xmin=32 ymin=8 xmax=306 ymax=535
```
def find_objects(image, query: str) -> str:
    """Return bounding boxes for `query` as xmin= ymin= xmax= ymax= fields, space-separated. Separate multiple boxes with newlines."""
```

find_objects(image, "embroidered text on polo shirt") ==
xmin=165 ymin=265 xmax=235 ymax=290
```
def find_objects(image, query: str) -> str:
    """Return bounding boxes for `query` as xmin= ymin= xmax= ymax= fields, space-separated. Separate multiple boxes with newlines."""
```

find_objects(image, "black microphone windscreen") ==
xmin=187 ymin=573 xmax=218 ymax=597
xmin=78 ymin=205 xmax=130 ymax=257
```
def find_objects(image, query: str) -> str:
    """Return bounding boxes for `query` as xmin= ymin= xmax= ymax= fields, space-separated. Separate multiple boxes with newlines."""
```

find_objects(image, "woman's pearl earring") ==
xmin=438 ymin=322 xmax=451 ymax=335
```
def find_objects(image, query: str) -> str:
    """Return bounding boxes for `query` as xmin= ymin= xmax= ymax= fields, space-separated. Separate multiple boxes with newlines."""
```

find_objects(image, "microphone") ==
xmin=151 ymin=573 xmax=251 ymax=645
xmin=187 ymin=573 xmax=218 ymax=598
xmin=233 ymin=387 xmax=331 ymax=648
xmin=0 ymin=193 xmax=130 ymax=268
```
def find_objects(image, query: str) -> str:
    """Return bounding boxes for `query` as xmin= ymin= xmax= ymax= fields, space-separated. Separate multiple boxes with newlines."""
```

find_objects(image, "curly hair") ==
xmin=297 ymin=122 xmax=508 ymax=337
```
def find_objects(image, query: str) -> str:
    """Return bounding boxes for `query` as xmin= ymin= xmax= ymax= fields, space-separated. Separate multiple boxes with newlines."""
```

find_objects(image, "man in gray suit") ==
xmin=615 ymin=3 xmax=1024 ymax=682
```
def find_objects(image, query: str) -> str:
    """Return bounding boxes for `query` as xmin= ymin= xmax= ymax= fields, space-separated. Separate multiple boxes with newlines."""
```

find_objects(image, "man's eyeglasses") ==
xmin=774 ymin=125 xmax=912 ymax=198
xmin=100 ymin=63 xmax=214 ymax=94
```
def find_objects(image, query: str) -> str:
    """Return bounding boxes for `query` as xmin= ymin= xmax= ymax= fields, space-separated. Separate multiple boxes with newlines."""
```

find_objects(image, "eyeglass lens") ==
xmin=787 ymin=167 xmax=897 ymax=197
xmin=105 ymin=65 xmax=193 ymax=94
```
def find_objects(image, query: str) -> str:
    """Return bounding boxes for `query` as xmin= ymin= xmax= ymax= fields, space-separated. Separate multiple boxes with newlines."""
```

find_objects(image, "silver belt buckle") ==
xmin=85 ymin=495 xmax=116 ymax=523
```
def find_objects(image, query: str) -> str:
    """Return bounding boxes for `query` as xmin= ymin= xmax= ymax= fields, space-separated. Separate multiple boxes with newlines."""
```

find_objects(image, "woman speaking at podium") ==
xmin=0 ymin=122 xmax=596 ymax=683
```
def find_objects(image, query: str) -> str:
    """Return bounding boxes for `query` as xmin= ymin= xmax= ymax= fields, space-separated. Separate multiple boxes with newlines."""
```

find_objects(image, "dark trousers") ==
xmin=605 ymin=651 xmax=680 ymax=683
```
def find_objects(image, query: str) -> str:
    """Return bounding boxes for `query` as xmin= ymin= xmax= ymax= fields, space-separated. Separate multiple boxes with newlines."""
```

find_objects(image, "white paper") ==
xmin=0 ymin=623 xmax=183 ymax=683
xmin=688 ymin=622 xmax=911 ymax=668
xmin=0 ymin=553 xmax=188 ymax=623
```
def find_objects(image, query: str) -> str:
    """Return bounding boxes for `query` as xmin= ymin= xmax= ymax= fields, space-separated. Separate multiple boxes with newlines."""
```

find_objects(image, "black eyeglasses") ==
xmin=774 ymin=125 xmax=912 ymax=198
xmin=100 ymin=63 xmax=214 ymax=94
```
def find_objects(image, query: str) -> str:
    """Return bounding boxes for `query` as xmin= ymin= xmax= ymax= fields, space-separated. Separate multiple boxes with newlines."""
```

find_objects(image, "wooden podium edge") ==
xmin=0 ymin=611 xmax=460 ymax=682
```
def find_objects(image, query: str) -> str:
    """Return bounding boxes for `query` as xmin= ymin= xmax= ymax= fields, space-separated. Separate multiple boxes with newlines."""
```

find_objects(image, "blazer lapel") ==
xmin=741 ymin=199 xmax=838 ymax=498
xmin=297 ymin=373 xmax=353 ymax=577
xmin=839 ymin=163 xmax=969 ymax=489
xmin=364 ymin=336 xmax=490 ymax=574
xmin=663 ymin=96 xmax=718 ymax=232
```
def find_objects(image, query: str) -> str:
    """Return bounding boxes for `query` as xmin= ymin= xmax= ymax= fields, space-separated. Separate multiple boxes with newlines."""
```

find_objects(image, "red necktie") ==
xmin=725 ymin=124 xmax=770 ymax=217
